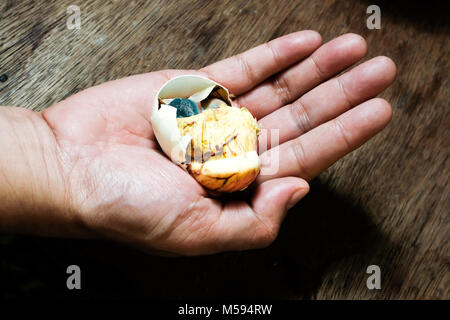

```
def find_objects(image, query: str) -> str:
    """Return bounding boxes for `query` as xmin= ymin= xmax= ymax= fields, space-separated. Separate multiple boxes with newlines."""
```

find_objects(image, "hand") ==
xmin=7 ymin=31 xmax=396 ymax=255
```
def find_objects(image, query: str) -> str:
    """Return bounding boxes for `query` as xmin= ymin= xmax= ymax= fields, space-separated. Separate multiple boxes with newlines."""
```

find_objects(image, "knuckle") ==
xmin=272 ymin=75 xmax=291 ymax=106
xmin=236 ymin=53 xmax=257 ymax=84
xmin=290 ymin=100 xmax=312 ymax=134
xmin=254 ymin=223 xmax=279 ymax=248
xmin=336 ymin=77 xmax=354 ymax=107
xmin=265 ymin=41 xmax=282 ymax=67
xmin=333 ymin=118 xmax=352 ymax=152
xmin=310 ymin=54 xmax=326 ymax=80
xmin=292 ymin=140 xmax=312 ymax=180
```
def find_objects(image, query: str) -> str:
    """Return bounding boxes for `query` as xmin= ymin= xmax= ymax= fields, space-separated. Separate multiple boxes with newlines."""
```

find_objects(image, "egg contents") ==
xmin=169 ymin=98 xmax=199 ymax=118
xmin=177 ymin=106 xmax=260 ymax=192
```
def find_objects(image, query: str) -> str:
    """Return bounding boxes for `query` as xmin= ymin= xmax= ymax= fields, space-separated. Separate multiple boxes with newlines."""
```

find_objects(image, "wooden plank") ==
xmin=0 ymin=0 xmax=448 ymax=299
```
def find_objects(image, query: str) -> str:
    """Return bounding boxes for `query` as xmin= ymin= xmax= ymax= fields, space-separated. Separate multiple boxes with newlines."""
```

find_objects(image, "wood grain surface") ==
xmin=0 ymin=0 xmax=448 ymax=299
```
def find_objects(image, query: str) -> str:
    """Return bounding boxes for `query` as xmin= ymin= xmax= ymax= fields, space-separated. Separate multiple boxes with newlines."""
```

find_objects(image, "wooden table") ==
xmin=1 ymin=0 xmax=448 ymax=299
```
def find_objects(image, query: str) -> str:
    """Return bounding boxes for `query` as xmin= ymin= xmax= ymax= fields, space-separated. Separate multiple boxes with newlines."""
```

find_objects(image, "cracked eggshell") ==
xmin=151 ymin=75 xmax=232 ymax=164
xmin=151 ymin=75 xmax=261 ymax=193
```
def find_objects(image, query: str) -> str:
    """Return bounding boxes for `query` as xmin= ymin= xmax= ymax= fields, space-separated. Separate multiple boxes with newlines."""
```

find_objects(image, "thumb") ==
xmin=251 ymin=176 xmax=310 ymax=231
xmin=172 ymin=177 xmax=309 ymax=255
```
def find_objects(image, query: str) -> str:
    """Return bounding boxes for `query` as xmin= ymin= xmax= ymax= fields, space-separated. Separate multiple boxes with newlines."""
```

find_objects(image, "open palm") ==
xmin=42 ymin=31 xmax=396 ymax=255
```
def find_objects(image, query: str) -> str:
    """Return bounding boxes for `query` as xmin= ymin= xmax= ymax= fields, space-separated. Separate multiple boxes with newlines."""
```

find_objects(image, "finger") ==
xmin=257 ymin=98 xmax=393 ymax=183
xmin=173 ymin=177 xmax=308 ymax=255
xmin=237 ymin=33 xmax=367 ymax=119
xmin=259 ymin=56 xmax=397 ymax=149
xmin=200 ymin=30 xmax=322 ymax=96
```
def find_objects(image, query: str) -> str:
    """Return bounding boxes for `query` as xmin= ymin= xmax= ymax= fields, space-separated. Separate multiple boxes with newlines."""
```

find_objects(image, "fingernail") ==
xmin=286 ymin=188 xmax=308 ymax=210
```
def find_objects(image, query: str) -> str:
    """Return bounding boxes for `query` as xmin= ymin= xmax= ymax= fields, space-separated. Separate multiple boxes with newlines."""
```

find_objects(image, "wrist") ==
xmin=0 ymin=107 xmax=86 ymax=237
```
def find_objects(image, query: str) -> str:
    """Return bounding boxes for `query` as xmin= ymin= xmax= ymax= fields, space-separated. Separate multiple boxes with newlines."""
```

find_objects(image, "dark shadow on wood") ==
xmin=1 ymin=179 xmax=400 ymax=299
